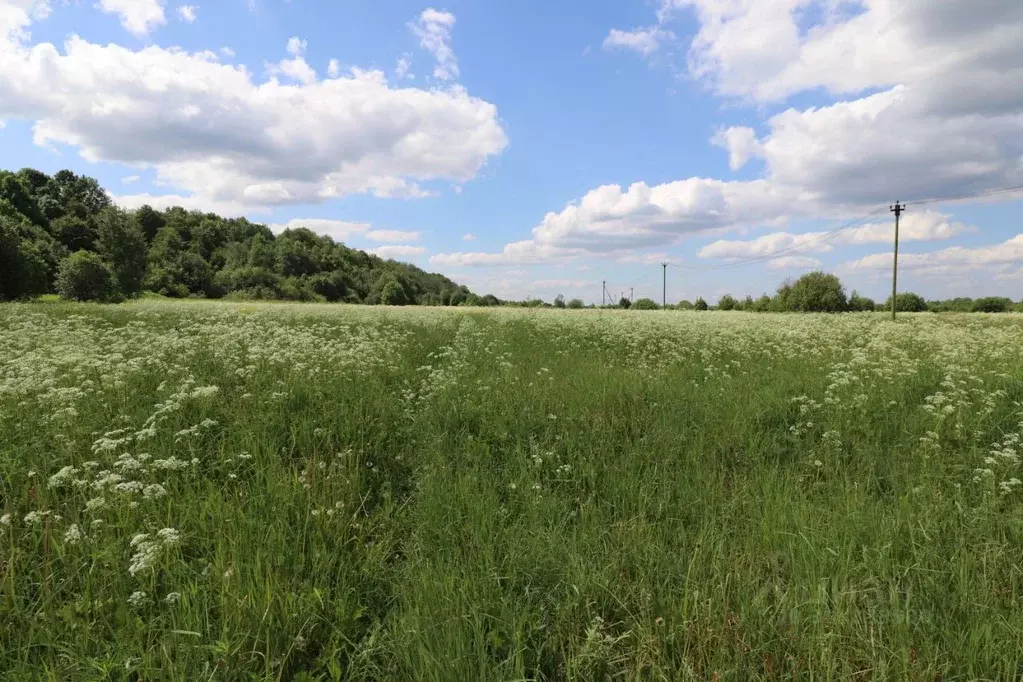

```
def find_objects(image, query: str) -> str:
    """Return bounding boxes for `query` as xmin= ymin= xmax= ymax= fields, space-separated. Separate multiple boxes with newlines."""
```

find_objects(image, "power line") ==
xmin=903 ymin=184 xmax=1023 ymax=207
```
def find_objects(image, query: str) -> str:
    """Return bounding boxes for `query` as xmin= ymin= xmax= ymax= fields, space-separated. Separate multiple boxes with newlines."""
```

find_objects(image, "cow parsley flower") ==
xmin=127 ymin=591 xmax=149 ymax=608
xmin=64 ymin=524 xmax=83 ymax=545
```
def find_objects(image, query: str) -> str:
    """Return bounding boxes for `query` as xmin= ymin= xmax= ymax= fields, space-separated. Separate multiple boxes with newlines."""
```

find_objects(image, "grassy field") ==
xmin=2 ymin=302 xmax=1023 ymax=680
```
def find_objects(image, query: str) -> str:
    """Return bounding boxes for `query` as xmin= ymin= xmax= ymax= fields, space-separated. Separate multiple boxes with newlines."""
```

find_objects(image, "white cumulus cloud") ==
xmin=366 ymin=229 xmax=421 ymax=243
xmin=370 ymin=244 xmax=427 ymax=259
xmin=177 ymin=5 xmax=196 ymax=23
xmin=0 ymin=14 xmax=507 ymax=213
xmin=98 ymin=0 xmax=166 ymax=37
xmin=603 ymin=26 xmax=675 ymax=57
xmin=411 ymin=8 xmax=458 ymax=81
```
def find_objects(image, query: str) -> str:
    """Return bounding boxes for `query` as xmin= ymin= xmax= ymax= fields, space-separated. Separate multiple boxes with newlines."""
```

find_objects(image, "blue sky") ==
xmin=1 ymin=0 xmax=1021 ymax=303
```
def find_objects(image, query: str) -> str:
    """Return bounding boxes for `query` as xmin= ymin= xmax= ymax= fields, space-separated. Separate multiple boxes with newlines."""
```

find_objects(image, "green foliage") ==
xmin=97 ymin=208 xmax=148 ymax=297
xmin=0 ymin=167 xmax=479 ymax=305
xmin=848 ymin=291 xmax=876 ymax=312
xmin=885 ymin=292 xmax=928 ymax=312
xmin=133 ymin=205 xmax=166 ymax=242
xmin=718 ymin=294 xmax=736 ymax=311
xmin=56 ymin=250 xmax=116 ymax=301
xmin=971 ymin=296 xmax=1013 ymax=313
xmin=380 ymin=279 xmax=409 ymax=306
xmin=694 ymin=297 xmax=708 ymax=311
xmin=618 ymin=297 xmax=631 ymax=309
xmin=0 ymin=216 xmax=51 ymax=300
xmin=553 ymin=294 xmax=566 ymax=309
xmin=632 ymin=297 xmax=659 ymax=310
xmin=567 ymin=298 xmax=585 ymax=309
xmin=785 ymin=271 xmax=848 ymax=312
xmin=676 ymin=300 xmax=694 ymax=310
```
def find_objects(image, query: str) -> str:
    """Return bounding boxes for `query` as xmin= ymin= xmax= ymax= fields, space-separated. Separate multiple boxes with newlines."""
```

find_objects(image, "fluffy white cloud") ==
xmin=98 ymin=0 xmax=166 ymax=37
xmin=177 ymin=5 xmax=196 ymax=23
xmin=369 ymin=244 xmax=427 ymax=259
xmin=268 ymin=218 xmax=370 ymax=240
xmin=268 ymin=37 xmax=316 ymax=84
xmin=0 ymin=13 xmax=507 ymax=212
xmin=432 ymin=240 xmax=580 ymax=267
xmin=220 ymin=46 xmax=234 ymax=57
xmin=411 ymin=9 xmax=457 ymax=81
xmin=366 ymin=229 xmax=420 ymax=243
xmin=461 ymin=233 xmax=475 ymax=241
xmin=465 ymin=0 xmax=1022 ymax=264
xmin=766 ymin=255 xmax=820 ymax=270
xmin=844 ymin=234 xmax=1023 ymax=272
xmin=699 ymin=211 xmax=972 ymax=259
xmin=327 ymin=58 xmax=340 ymax=77
xmin=121 ymin=174 xmax=140 ymax=184
xmin=286 ymin=37 xmax=306 ymax=57
xmin=395 ymin=55 xmax=412 ymax=79
xmin=616 ymin=252 xmax=671 ymax=265
xmin=603 ymin=26 xmax=675 ymax=57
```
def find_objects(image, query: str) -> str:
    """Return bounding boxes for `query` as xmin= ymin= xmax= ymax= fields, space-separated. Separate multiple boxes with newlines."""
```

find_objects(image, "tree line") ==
xmin=1 ymin=167 xmax=488 ymax=305
xmin=615 ymin=272 xmax=1023 ymax=313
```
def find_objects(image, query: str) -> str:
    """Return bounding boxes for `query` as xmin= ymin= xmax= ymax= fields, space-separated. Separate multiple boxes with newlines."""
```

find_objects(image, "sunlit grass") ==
xmin=2 ymin=302 xmax=1023 ymax=679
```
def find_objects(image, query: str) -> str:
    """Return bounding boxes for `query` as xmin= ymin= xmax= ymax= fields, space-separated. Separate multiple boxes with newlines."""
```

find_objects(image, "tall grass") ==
xmin=1 ymin=302 xmax=1022 ymax=679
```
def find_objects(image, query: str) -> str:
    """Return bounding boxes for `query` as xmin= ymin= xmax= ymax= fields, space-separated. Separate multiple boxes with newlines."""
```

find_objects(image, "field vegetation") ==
xmin=3 ymin=303 xmax=1023 ymax=679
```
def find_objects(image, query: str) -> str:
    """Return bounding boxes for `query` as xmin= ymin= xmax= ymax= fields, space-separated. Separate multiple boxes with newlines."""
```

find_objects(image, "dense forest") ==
xmin=0 ymin=167 xmax=493 ymax=305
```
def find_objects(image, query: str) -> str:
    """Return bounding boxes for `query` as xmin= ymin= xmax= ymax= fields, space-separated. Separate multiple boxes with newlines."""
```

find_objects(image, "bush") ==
xmin=567 ymin=298 xmax=584 ymax=309
xmin=752 ymin=295 xmax=773 ymax=312
xmin=972 ymin=297 xmax=1013 ymax=313
xmin=632 ymin=297 xmax=659 ymax=310
xmin=884 ymin=292 xmax=927 ymax=312
xmin=309 ymin=271 xmax=347 ymax=302
xmin=553 ymin=295 xmax=566 ymax=309
xmin=848 ymin=291 xmax=876 ymax=312
xmin=676 ymin=300 xmax=694 ymax=310
xmin=381 ymin=280 xmax=408 ymax=305
xmin=57 ymin=250 xmax=115 ymax=301
xmin=718 ymin=294 xmax=736 ymax=311
xmin=694 ymin=297 xmax=708 ymax=311
xmin=619 ymin=297 xmax=631 ymax=309
xmin=786 ymin=271 xmax=848 ymax=312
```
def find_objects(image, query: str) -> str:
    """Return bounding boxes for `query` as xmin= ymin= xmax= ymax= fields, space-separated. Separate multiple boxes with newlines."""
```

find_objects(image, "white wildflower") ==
xmin=127 ymin=591 xmax=149 ymax=608
xmin=143 ymin=484 xmax=167 ymax=499
xmin=64 ymin=524 xmax=84 ymax=545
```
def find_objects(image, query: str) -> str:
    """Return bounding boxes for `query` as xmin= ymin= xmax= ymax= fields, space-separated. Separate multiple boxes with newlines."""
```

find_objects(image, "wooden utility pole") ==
xmin=890 ymin=202 xmax=905 ymax=320
xmin=602 ymin=280 xmax=606 ymax=307
xmin=661 ymin=262 xmax=668 ymax=309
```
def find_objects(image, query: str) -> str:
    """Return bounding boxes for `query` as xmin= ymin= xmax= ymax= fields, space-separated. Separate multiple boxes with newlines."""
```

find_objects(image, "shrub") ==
xmin=553 ymin=295 xmax=566 ymax=309
xmin=786 ymin=271 xmax=848 ymax=312
xmin=694 ymin=297 xmax=708 ymax=311
xmin=632 ymin=297 xmax=659 ymax=310
xmin=309 ymin=271 xmax=347 ymax=302
xmin=848 ymin=291 xmax=876 ymax=312
xmin=718 ymin=294 xmax=736 ymax=311
xmin=380 ymin=280 xmax=408 ymax=306
xmin=972 ymin=297 xmax=1013 ymax=313
xmin=619 ymin=297 xmax=631 ymax=309
xmin=567 ymin=298 xmax=584 ymax=309
xmin=883 ymin=292 xmax=927 ymax=312
xmin=57 ymin=250 xmax=115 ymax=301
xmin=676 ymin=300 xmax=694 ymax=310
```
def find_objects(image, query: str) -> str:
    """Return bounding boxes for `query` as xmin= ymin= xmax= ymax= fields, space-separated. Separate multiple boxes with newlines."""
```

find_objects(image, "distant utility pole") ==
xmin=602 ymin=280 xmax=606 ymax=307
xmin=890 ymin=201 xmax=905 ymax=321
xmin=630 ymin=287 xmax=634 ymax=302
xmin=661 ymin=262 xmax=668 ymax=309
